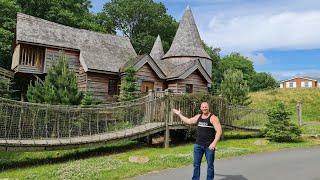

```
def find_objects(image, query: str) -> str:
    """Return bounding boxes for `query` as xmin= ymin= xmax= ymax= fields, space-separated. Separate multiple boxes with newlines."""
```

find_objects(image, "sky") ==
xmin=90 ymin=0 xmax=320 ymax=80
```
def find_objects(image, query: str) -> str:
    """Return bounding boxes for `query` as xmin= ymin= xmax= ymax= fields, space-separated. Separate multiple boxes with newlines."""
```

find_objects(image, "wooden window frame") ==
xmin=186 ymin=84 xmax=193 ymax=93
xmin=108 ymin=79 xmax=118 ymax=95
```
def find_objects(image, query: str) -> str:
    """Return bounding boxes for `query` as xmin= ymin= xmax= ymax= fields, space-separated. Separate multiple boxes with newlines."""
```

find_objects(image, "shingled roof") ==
xmin=150 ymin=35 xmax=164 ymax=61
xmin=15 ymin=13 xmax=137 ymax=73
xmin=166 ymin=59 xmax=211 ymax=83
xmin=162 ymin=7 xmax=210 ymax=59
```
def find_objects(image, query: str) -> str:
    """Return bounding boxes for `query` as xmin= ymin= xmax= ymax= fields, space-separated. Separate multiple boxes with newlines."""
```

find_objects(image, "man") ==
xmin=173 ymin=102 xmax=222 ymax=180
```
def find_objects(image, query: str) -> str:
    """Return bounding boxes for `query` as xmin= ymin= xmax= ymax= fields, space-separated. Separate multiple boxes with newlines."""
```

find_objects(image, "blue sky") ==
xmin=91 ymin=0 xmax=320 ymax=80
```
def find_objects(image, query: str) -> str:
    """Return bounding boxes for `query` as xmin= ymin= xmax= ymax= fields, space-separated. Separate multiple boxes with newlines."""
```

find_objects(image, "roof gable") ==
xmin=167 ymin=59 xmax=211 ymax=83
xmin=123 ymin=55 xmax=166 ymax=79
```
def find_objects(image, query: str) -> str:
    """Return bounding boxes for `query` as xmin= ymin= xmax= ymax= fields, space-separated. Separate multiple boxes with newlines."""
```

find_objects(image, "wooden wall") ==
xmin=86 ymin=72 xmax=119 ymax=102
xmin=167 ymin=70 xmax=208 ymax=93
xmin=78 ymin=66 xmax=87 ymax=92
xmin=135 ymin=63 xmax=164 ymax=91
xmin=44 ymin=48 xmax=80 ymax=74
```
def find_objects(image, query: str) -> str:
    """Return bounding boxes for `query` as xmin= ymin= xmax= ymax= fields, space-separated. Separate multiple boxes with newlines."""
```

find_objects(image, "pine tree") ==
xmin=264 ymin=102 xmax=301 ymax=142
xmin=220 ymin=69 xmax=251 ymax=106
xmin=27 ymin=53 xmax=82 ymax=105
xmin=81 ymin=91 xmax=102 ymax=106
xmin=118 ymin=65 xmax=139 ymax=102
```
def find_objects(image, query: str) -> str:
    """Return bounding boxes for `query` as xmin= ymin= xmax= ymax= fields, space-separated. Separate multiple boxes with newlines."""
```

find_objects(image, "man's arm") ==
xmin=172 ymin=109 xmax=200 ymax=125
xmin=209 ymin=115 xmax=222 ymax=150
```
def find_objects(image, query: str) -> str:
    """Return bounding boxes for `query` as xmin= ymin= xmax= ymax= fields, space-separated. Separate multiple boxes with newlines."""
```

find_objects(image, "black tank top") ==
xmin=195 ymin=113 xmax=216 ymax=147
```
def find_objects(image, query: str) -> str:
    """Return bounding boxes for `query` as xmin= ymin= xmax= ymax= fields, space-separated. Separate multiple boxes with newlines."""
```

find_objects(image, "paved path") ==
xmin=133 ymin=147 xmax=320 ymax=180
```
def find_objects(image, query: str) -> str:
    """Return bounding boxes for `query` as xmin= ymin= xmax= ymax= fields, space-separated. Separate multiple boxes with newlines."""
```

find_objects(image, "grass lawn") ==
xmin=0 ymin=136 xmax=319 ymax=180
xmin=301 ymin=123 xmax=320 ymax=135
xmin=249 ymin=88 xmax=320 ymax=122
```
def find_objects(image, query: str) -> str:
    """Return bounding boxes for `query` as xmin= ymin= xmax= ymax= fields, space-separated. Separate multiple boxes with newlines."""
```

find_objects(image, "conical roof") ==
xmin=162 ymin=7 xmax=210 ymax=59
xmin=150 ymin=35 xmax=164 ymax=60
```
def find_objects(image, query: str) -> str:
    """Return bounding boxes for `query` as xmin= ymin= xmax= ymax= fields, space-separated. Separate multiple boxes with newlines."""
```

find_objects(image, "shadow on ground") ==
xmin=216 ymin=173 xmax=248 ymax=180
xmin=0 ymin=140 xmax=146 ymax=172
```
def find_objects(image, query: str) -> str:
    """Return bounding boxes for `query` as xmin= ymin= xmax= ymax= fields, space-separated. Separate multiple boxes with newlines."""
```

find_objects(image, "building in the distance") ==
xmin=279 ymin=76 xmax=320 ymax=88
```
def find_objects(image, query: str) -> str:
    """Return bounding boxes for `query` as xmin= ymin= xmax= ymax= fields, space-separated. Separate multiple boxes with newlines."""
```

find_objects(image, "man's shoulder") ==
xmin=210 ymin=113 xmax=218 ymax=121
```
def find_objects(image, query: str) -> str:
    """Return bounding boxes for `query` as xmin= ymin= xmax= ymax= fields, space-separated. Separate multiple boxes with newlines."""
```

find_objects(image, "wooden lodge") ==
xmin=11 ymin=7 xmax=212 ymax=102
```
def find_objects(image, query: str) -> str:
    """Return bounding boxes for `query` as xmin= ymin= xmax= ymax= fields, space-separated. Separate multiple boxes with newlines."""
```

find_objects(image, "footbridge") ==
xmin=0 ymin=92 xmax=267 ymax=151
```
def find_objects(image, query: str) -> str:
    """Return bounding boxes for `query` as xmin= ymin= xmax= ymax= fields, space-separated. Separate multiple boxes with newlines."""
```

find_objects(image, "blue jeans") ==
xmin=192 ymin=144 xmax=215 ymax=180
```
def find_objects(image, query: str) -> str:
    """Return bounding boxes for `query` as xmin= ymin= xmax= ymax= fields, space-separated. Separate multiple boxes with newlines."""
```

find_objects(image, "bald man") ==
xmin=173 ymin=102 xmax=222 ymax=180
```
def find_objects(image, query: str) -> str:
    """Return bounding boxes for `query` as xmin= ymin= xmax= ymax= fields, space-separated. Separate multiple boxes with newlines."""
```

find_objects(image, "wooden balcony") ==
xmin=12 ymin=44 xmax=45 ymax=74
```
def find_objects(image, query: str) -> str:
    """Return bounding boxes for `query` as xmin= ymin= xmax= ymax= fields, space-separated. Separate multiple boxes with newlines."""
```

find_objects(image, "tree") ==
xmin=27 ymin=53 xmax=82 ymax=105
xmin=102 ymin=0 xmax=178 ymax=54
xmin=220 ymin=69 xmax=251 ymax=106
xmin=220 ymin=53 xmax=255 ymax=87
xmin=203 ymin=43 xmax=221 ymax=95
xmin=118 ymin=65 xmax=139 ymax=102
xmin=16 ymin=0 xmax=113 ymax=33
xmin=264 ymin=102 xmax=301 ymax=142
xmin=0 ymin=77 xmax=12 ymax=98
xmin=250 ymin=72 xmax=278 ymax=91
xmin=0 ymin=0 xmax=20 ymax=68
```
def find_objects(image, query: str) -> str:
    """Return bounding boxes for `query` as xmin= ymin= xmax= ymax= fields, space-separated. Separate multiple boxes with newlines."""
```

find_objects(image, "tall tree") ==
xmin=220 ymin=69 xmax=251 ymax=106
xmin=27 ymin=53 xmax=82 ymax=105
xmin=102 ymin=0 xmax=178 ymax=54
xmin=203 ymin=43 xmax=221 ymax=95
xmin=16 ymin=0 xmax=114 ymax=33
xmin=0 ymin=0 xmax=20 ymax=68
xmin=219 ymin=53 xmax=255 ymax=87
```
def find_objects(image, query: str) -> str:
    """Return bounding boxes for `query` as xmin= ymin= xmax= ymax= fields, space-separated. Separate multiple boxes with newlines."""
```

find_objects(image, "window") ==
xmin=289 ymin=82 xmax=294 ymax=88
xmin=108 ymin=79 xmax=118 ymax=95
xmin=186 ymin=84 xmax=193 ymax=93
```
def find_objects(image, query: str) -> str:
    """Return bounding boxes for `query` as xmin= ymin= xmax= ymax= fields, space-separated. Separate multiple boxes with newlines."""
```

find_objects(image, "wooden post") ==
xmin=18 ymin=105 xmax=24 ymax=139
xmin=296 ymin=102 xmax=302 ymax=127
xmin=164 ymin=89 xmax=170 ymax=148
xmin=148 ymin=90 xmax=154 ymax=123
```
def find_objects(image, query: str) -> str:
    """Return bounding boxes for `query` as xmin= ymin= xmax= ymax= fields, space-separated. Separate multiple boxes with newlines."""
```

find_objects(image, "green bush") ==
xmin=264 ymin=102 xmax=301 ymax=142
xmin=81 ymin=91 xmax=102 ymax=106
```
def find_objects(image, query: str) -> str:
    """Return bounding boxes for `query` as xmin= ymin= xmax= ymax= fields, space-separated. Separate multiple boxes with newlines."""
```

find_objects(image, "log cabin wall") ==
xmin=167 ymin=70 xmax=208 ymax=93
xmin=134 ymin=63 xmax=164 ymax=92
xmin=44 ymin=48 xmax=80 ymax=74
xmin=78 ymin=66 xmax=87 ymax=92
xmin=86 ymin=72 xmax=119 ymax=102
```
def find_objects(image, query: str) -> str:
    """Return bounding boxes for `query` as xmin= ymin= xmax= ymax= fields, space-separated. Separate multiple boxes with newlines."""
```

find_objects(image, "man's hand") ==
xmin=209 ymin=143 xmax=216 ymax=151
xmin=172 ymin=109 xmax=181 ymax=116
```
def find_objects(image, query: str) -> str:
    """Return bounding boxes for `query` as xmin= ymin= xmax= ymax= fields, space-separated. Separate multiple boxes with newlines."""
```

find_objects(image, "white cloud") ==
xmin=202 ymin=11 xmax=320 ymax=53
xmin=243 ymin=52 xmax=268 ymax=65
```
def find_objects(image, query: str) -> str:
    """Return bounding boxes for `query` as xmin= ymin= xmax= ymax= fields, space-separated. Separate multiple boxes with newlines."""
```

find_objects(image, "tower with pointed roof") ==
xmin=150 ymin=35 xmax=164 ymax=61
xmin=162 ymin=6 xmax=212 ymax=78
